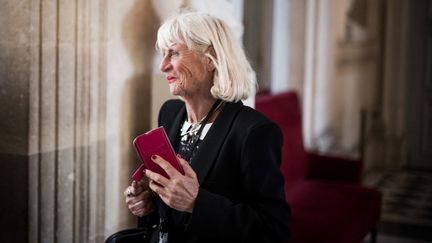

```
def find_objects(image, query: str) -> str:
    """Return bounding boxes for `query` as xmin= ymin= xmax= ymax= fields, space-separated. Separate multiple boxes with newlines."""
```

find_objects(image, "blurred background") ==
xmin=0 ymin=0 xmax=430 ymax=242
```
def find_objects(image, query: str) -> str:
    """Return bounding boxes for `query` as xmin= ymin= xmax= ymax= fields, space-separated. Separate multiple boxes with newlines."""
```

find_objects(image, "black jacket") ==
xmin=140 ymin=99 xmax=290 ymax=243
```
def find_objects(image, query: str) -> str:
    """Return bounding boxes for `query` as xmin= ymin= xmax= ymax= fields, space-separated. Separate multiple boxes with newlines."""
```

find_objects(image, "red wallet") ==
xmin=132 ymin=127 xmax=184 ymax=181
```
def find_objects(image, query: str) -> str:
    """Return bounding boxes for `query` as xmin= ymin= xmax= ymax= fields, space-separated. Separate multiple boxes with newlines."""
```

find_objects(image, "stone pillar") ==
xmin=0 ymin=0 xmax=157 ymax=242
xmin=0 ymin=1 xmax=34 ymax=242
xmin=26 ymin=0 xmax=108 ymax=242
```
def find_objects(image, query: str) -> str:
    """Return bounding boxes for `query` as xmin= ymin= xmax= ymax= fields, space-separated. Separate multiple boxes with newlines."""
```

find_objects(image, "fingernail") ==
xmin=176 ymin=154 xmax=182 ymax=158
xmin=151 ymin=155 xmax=157 ymax=160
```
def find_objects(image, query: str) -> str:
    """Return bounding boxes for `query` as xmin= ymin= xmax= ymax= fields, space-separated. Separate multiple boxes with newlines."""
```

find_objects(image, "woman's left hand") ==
xmin=145 ymin=155 xmax=199 ymax=213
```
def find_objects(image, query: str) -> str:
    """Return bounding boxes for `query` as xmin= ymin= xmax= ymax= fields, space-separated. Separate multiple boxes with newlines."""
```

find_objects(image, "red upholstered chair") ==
xmin=255 ymin=91 xmax=381 ymax=243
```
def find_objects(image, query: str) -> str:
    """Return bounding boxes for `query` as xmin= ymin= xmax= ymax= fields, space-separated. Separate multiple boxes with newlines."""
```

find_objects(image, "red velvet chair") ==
xmin=255 ymin=91 xmax=381 ymax=243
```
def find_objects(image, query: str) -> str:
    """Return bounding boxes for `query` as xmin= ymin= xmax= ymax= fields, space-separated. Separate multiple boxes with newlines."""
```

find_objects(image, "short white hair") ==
xmin=156 ymin=12 xmax=256 ymax=102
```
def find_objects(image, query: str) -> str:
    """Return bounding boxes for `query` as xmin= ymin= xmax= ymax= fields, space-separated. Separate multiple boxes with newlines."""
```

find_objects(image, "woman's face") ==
xmin=159 ymin=43 xmax=213 ymax=98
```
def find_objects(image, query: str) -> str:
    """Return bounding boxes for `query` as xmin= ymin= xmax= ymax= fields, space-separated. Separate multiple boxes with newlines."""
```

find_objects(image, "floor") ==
xmin=363 ymin=171 xmax=432 ymax=243
xmin=364 ymin=233 xmax=431 ymax=243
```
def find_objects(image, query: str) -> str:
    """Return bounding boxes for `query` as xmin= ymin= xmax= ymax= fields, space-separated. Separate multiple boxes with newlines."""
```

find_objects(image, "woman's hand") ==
xmin=145 ymin=155 xmax=199 ymax=213
xmin=124 ymin=179 xmax=155 ymax=217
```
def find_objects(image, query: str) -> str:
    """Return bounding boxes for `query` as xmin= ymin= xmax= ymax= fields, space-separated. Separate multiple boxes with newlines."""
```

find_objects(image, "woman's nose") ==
xmin=159 ymin=56 xmax=171 ymax=72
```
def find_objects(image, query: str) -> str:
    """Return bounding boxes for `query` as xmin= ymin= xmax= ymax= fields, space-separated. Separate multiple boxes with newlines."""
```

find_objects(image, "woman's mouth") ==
xmin=167 ymin=76 xmax=176 ymax=84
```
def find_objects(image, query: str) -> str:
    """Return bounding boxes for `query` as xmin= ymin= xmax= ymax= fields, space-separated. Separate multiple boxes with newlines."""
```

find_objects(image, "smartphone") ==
xmin=132 ymin=126 xmax=184 ymax=181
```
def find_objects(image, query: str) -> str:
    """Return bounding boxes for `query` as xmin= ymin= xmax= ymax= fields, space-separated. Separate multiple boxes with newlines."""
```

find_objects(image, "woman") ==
xmin=124 ymin=12 xmax=290 ymax=243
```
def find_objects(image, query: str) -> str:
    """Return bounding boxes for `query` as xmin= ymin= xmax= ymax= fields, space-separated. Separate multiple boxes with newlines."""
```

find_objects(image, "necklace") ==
xmin=181 ymin=114 xmax=206 ymax=141
xmin=181 ymin=100 xmax=225 ymax=140
xmin=178 ymin=99 xmax=223 ymax=161
xmin=180 ymin=122 xmax=204 ymax=142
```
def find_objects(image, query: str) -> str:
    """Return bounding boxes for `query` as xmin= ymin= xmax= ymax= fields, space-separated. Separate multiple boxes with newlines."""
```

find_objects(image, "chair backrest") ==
xmin=255 ymin=91 xmax=308 ymax=187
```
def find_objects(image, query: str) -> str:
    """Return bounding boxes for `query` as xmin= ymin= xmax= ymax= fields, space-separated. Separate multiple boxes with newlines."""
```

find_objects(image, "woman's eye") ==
xmin=165 ymin=49 xmax=179 ymax=58
xmin=171 ymin=51 xmax=179 ymax=57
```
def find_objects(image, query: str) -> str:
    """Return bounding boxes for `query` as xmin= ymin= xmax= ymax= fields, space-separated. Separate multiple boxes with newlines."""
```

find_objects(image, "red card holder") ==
xmin=132 ymin=127 xmax=184 ymax=181
xmin=131 ymin=163 xmax=146 ymax=182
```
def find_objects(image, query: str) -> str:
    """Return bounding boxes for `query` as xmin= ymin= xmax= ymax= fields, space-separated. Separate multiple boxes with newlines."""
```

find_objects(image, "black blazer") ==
xmin=142 ymin=99 xmax=290 ymax=243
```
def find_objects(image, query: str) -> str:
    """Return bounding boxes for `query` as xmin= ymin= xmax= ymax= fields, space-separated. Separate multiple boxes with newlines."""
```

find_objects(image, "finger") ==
xmin=135 ymin=204 xmax=155 ymax=217
xmin=128 ymin=191 xmax=153 ymax=210
xmin=178 ymin=156 xmax=196 ymax=178
xmin=133 ymin=208 xmax=145 ymax=217
xmin=135 ymin=189 xmax=153 ymax=201
xmin=133 ymin=205 xmax=148 ymax=217
xmin=130 ymin=198 xmax=150 ymax=211
xmin=138 ymin=198 xmax=155 ymax=212
xmin=125 ymin=181 xmax=138 ymax=197
xmin=148 ymin=180 xmax=167 ymax=198
xmin=130 ymin=200 xmax=145 ymax=212
xmin=131 ymin=180 xmax=137 ymax=188
xmin=137 ymin=176 xmax=149 ymax=186
xmin=124 ymin=186 xmax=135 ymax=197
xmin=145 ymin=168 xmax=170 ymax=187
xmin=127 ymin=189 xmax=151 ymax=205
xmin=133 ymin=186 xmax=142 ymax=195
xmin=151 ymin=155 xmax=179 ymax=178
xmin=126 ymin=183 xmax=148 ymax=199
xmin=132 ymin=186 xmax=142 ymax=196
xmin=133 ymin=182 xmax=148 ymax=195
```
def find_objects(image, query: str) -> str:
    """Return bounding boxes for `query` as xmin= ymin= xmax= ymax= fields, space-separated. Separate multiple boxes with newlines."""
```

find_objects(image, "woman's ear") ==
xmin=206 ymin=46 xmax=216 ymax=72
xmin=207 ymin=58 xmax=215 ymax=72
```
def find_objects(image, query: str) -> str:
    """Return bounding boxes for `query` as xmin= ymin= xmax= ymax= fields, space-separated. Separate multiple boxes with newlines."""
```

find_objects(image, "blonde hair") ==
xmin=156 ymin=12 xmax=256 ymax=102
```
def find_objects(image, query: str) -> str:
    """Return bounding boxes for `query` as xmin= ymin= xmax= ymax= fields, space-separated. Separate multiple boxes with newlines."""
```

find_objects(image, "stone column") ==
xmin=26 ymin=0 xmax=108 ymax=242
xmin=0 ymin=0 xmax=157 ymax=242
xmin=1 ymin=1 xmax=35 ymax=242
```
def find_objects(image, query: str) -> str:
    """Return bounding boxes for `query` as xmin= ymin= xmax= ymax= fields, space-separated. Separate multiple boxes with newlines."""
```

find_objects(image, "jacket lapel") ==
xmin=165 ymin=103 xmax=186 ymax=148
xmin=190 ymin=101 xmax=243 ymax=185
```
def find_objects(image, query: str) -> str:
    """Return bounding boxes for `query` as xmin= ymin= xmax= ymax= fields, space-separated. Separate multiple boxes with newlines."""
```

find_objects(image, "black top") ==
xmin=139 ymin=99 xmax=291 ymax=243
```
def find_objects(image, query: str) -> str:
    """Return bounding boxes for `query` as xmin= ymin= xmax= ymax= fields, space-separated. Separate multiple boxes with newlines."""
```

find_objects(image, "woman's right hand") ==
xmin=124 ymin=179 xmax=155 ymax=217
